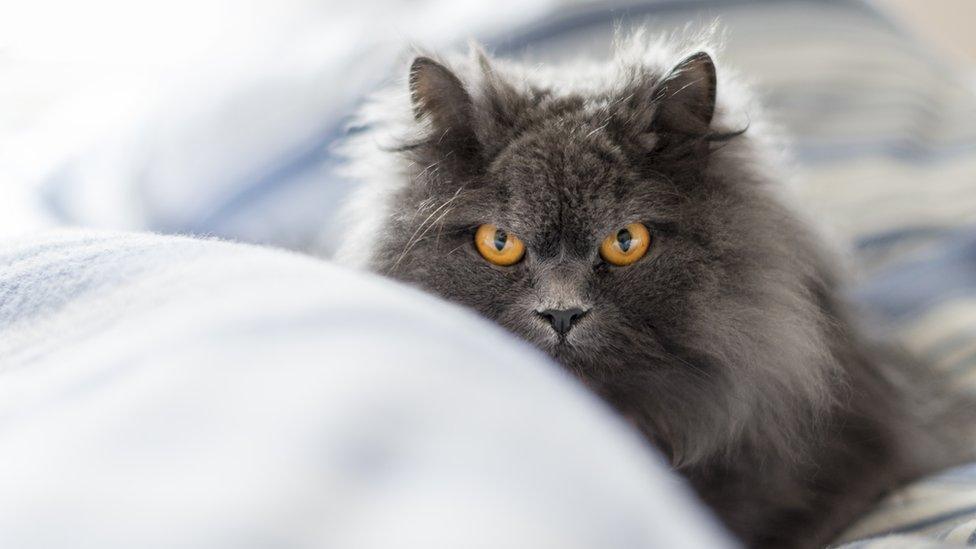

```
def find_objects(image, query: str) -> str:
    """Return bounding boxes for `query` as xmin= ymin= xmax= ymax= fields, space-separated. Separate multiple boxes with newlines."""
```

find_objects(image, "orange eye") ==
xmin=600 ymin=222 xmax=651 ymax=266
xmin=475 ymin=224 xmax=525 ymax=266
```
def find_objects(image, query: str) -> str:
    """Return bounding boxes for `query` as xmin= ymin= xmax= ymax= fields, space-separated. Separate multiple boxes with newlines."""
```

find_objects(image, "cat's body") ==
xmin=333 ymin=36 xmax=970 ymax=548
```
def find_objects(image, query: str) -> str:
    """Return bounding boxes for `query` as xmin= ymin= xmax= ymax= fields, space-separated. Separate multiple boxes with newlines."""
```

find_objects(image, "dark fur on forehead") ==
xmin=400 ymin=47 xmax=746 ymax=191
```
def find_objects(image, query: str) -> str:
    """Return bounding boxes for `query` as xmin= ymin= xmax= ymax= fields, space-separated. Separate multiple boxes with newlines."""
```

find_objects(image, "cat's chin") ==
xmin=539 ymin=338 xmax=607 ymax=379
xmin=524 ymin=334 xmax=579 ymax=368
xmin=533 ymin=330 xmax=582 ymax=354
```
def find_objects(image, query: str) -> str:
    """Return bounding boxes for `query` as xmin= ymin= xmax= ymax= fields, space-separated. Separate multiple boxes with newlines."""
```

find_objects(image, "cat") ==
xmin=333 ymin=34 xmax=971 ymax=548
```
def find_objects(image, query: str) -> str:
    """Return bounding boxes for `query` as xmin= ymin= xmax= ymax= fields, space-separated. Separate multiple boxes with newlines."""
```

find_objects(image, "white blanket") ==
xmin=0 ymin=230 xmax=731 ymax=548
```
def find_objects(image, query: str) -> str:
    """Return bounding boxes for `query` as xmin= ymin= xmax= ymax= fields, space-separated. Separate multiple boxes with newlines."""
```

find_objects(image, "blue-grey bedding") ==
xmin=1 ymin=0 xmax=975 ymax=547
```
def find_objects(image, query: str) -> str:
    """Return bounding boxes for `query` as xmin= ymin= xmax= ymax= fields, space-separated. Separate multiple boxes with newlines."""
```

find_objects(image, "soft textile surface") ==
xmin=0 ymin=230 xmax=732 ymax=548
xmin=836 ymin=464 xmax=976 ymax=547
xmin=2 ymin=0 xmax=976 ymax=546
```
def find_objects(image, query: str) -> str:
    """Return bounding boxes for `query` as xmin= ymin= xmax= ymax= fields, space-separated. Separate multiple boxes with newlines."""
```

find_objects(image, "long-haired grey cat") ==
xmin=334 ymin=34 xmax=972 ymax=548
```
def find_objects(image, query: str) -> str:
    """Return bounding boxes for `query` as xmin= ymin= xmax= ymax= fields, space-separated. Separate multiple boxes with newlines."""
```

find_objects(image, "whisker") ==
xmin=390 ymin=206 xmax=455 ymax=273
xmin=388 ymin=187 xmax=464 ymax=274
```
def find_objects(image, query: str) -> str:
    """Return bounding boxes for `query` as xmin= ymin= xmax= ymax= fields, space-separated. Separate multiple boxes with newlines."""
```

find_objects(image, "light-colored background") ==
xmin=879 ymin=0 xmax=976 ymax=63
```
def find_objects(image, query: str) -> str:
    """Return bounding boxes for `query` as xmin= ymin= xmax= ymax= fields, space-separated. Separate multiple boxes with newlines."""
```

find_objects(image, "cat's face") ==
xmin=364 ymin=52 xmax=835 ymax=467
xmin=445 ymin=122 xmax=710 ymax=376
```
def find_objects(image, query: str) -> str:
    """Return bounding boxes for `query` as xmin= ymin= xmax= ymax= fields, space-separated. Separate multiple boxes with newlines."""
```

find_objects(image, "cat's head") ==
xmin=339 ymin=41 xmax=841 ymax=468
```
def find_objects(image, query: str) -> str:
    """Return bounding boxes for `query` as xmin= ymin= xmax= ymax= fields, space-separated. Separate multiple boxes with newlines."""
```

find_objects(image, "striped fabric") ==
xmin=836 ymin=464 xmax=976 ymax=547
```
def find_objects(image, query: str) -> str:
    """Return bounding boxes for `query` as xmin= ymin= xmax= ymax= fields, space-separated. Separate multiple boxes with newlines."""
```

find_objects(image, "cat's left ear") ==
xmin=409 ymin=57 xmax=479 ymax=153
xmin=650 ymin=52 xmax=717 ymax=137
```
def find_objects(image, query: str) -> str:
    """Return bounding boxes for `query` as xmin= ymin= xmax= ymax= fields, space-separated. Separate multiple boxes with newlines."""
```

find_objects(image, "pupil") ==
xmin=617 ymin=228 xmax=632 ymax=252
xmin=494 ymin=230 xmax=507 ymax=251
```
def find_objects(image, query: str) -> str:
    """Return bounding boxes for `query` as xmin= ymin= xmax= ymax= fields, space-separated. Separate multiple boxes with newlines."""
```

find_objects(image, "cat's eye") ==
xmin=600 ymin=222 xmax=651 ymax=266
xmin=475 ymin=224 xmax=525 ymax=266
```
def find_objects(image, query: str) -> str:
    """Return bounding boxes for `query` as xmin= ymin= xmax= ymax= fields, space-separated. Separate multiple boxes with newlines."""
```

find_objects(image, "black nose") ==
xmin=538 ymin=307 xmax=588 ymax=336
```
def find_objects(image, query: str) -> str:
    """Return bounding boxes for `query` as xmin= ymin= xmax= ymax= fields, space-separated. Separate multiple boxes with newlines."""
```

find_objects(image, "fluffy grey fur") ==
xmin=334 ymin=35 xmax=971 ymax=548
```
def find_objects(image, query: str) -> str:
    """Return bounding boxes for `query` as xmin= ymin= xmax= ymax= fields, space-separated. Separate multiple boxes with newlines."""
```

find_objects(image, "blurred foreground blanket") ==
xmin=0 ymin=230 xmax=732 ymax=549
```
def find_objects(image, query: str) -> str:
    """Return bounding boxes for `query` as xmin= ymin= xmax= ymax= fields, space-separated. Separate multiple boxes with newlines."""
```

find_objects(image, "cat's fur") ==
xmin=334 ymin=35 xmax=970 ymax=548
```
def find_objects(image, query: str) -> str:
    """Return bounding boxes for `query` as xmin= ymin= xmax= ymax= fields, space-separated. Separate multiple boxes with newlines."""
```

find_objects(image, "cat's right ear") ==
xmin=409 ymin=57 xmax=479 ymax=154
xmin=650 ymin=52 xmax=717 ymax=138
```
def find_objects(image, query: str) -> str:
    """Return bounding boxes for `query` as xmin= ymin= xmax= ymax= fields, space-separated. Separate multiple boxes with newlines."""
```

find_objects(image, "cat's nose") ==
xmin=537 ymin=307 xmax=588 ymax=336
